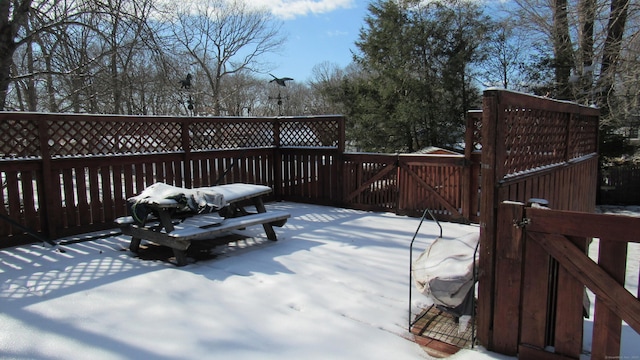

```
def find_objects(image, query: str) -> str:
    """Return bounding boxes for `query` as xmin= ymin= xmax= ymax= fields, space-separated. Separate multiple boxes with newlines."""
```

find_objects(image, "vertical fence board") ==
xmin=491 ymin=201 xmax=525 ymax=355
xmin=76 ymin=167 xmax=91 ymax=225
xmin=62 ymin=168 xmax=76 ymax=228
xmin=591 ymin=240 xmax=628 ymax=359
xmin=101 ymin=166 xmax=114 ymax=222
xmin=20 ymin=171 xmax=38 ymax=232
xmin=554 ymin=237 xmax=586 ymax=358
xmin=520 ymin=236 xmax=552 ymax=349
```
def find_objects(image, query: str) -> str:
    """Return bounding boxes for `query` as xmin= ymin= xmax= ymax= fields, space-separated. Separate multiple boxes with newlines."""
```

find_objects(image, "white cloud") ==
xmin=244 ymin=0 xmax=356 ymax=20
xmin=327 ymin=30 xmax=349 ymax=37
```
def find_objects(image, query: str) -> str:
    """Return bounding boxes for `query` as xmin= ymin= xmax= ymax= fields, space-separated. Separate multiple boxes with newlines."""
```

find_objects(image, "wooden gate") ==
xmin=341 ymin=153 xmax=471 ymax=222
xmin=496 ymin=201 xmax=640 ymax=359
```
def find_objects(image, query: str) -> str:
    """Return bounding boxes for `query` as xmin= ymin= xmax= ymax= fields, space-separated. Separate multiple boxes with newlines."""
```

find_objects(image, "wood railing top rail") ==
xmin=526 ymin=207 xmax=640 ymax=242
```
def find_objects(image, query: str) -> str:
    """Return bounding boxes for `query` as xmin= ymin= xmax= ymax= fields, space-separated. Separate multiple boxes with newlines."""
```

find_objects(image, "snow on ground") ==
xmin=0 ymin=202 xmax=637 ymax=360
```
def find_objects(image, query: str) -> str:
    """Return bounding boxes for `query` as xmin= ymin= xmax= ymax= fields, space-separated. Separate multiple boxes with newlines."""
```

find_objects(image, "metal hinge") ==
xmin=513 ymin=217 xmax=531 ymax=228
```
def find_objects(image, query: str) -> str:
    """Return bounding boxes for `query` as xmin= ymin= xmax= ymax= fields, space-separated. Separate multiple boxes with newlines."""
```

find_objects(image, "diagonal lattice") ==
xmin=1 ymin=119 xmax=40 ymax=159
xmin=503 ymin=107 xmax=568 ymax=176
xmin=569 ymin=114 xmax=598 ymax=158
xmin=280 ymin=120 xmax=340 ymax=147
xmin=191 ymin=121 xmax=273 ymax=150
xmin=47 ymin=119 xmax=182 ymax=157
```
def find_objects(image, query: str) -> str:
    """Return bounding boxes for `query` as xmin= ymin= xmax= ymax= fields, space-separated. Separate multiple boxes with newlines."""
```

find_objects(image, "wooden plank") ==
xmin=553 ymin=236 xmax=586 ymax=358
xmin=75 ymin=167 xmax=91 ymax=225
xmin=527 ymin=207 xmax=640 ymax=242
xmin=591 ymin=239 xmax=627 ymax=360
xmin=345 ymin=162 xmax=396 ymax=202
xmin=20 ymin=171 xmax=38 ymax=232
xmin=62 ymin=168 xmax=76 ymax=227
xmin=520 ymin=235 xmax=551 ymax=349
xmin=123 ymin=164 xmax=135 ymax=198
xmin=112 ymin=165 xmax=125 ymax=218
xmin=5 ymin=172 xmax=22 ymax=233
xmin=519 ymin=344 xmax=579 ymax=360
xmin=88 ymin=166 xmax=102 ymax=225
xmin=120 ymin=210 xmax=290 ymax=243
xmin=101 ymin=165 xmax=114 ymax=222
xmin=527 ymin=232 xmax=640 ymax=334
xmin=48 ymin=169 xmax=63 ymax=236
xmin=477 ymin=90 xmax=499 ymax=349
xmin=491 ymin=201 xmax=525 ymax=356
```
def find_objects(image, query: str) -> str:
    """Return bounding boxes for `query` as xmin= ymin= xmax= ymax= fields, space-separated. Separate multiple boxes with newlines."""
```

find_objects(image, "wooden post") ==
xmin=477 ymin=89 xmax=500 ymax=349
xmin=491 ymin=201 xmax=526 ymax=355
xmin=181 ymin=119 xmax=192 ymax=188
xmin=272 ymin=118 xmax=282 ymax=200
xmin=37 ymin=118 xmax=57 ymax=239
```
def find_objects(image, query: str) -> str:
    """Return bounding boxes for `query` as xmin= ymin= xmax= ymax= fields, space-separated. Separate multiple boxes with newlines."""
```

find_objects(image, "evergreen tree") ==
xmin=334 ymin=0 xmax=492 ymax=152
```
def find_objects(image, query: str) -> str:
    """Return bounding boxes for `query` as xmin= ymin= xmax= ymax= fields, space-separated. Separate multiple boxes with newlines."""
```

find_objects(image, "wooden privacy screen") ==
xmin=476 ymin=89 xmax=600 ymax=357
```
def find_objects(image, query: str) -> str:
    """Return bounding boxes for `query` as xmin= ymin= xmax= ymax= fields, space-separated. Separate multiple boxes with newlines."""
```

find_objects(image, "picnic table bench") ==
xmin=115 ymin=183 xmax=290 ymax=266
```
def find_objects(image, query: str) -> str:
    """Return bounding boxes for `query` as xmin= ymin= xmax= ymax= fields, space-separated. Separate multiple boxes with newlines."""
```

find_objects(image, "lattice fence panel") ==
xmin=569 ymin=114 xmax=598 ymax=159
xmin=280 ymin=119 xmax=340 ymax=147
xmin=47 ymin=120 xmax=182 ymax=157
xmin=503 ymin=107 xmax=568 ymax=176
xmin=191 ymin=121 xmax=273 ymax=150
xmin=1 ymin=118 xmax=40 ymax=159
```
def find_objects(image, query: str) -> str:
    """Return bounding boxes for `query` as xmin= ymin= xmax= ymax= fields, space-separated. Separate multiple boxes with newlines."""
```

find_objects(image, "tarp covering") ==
xmin=128 ymin=183 xmax=226 ymax=224
xmin=412 ymin=232 xmax=479 ymax=309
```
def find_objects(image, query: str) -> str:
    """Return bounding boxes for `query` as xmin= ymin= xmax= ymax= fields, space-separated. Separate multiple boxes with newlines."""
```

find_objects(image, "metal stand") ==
xmin=408 ymin=209 xmax=478 ymax=349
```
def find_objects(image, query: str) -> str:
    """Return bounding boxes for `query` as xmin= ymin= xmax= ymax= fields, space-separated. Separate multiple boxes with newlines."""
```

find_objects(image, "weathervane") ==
xmin=269 ymin=74 xmax=293 ymax=86
xmin=268 ymin=74 xmax=293 ymax=116
xmin=179 ymin=73 xmax=196 ymax=115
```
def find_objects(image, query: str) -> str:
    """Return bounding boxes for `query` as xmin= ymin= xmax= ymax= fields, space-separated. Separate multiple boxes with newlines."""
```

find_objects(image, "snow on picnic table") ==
xmin=0 ymin=202 xmax=637 ymax=360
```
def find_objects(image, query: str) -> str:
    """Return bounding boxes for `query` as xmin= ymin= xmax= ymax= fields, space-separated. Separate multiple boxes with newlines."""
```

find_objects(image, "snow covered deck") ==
xmin=1 ymin=203 xmax=638 ymax=359
xmin=1 ymin=202 xmax=484 ymax=359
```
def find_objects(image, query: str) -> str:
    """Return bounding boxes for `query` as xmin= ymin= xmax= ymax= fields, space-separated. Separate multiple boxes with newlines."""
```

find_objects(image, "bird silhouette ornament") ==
xmin=269 ymin=74 xmax=293 ymax=86
xmin=180 ymin=73 xmax=192 ymax=89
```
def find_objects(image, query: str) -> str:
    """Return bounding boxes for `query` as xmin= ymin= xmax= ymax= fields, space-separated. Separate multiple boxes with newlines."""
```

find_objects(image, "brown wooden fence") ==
xmin=476 ymin=89 xmax=608 ymax=358
xmin=1 ymin=111 xmax=481 ymax=247
xmin=0 ymin=113 xmax=347 ymax=246
xmin=600 ymin=164 xmax=640 ymax=205
xmin=515 ymin=204 xmax=640 ymax=360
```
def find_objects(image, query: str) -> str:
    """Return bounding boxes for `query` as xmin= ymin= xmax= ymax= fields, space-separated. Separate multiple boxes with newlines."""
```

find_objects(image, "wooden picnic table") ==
xmin=115 ymin=184 xmax=290 ymax=266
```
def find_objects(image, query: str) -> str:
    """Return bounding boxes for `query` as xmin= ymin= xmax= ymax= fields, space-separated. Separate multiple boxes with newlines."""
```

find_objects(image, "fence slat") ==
xmin=527 ymin=232 xmax=640 ymax=334
xmin=520 ymin=238 xmax=552 ymax=349
xmin=553 ymin=236 xmax=585 ymax=358
xmin=591 ymin=239 xmax=628 ymax=359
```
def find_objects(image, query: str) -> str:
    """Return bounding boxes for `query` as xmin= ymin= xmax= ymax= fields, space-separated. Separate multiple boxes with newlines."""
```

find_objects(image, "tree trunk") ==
xmin=0 ymin=0 xmax=32 ymax=110
xmin=552 ymin=0 xmax=574 ymax=99
xmin=579 ymin=0 xmax=596 ymax=102
xmin=599 ymin=0 xmax=629 ymax=109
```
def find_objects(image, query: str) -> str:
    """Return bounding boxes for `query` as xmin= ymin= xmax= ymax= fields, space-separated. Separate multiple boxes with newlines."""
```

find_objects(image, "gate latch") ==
xmin=513 ymin=217 xmax=530 ymax=228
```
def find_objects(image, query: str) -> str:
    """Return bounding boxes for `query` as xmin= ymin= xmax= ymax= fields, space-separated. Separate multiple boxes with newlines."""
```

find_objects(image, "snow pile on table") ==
xmin=128 ymin=182 xmax=226 ymax=223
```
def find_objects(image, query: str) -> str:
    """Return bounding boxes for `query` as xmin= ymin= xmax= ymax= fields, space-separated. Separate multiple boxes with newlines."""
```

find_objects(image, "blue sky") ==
xmin=253 ymin=0 xmax=370 ymax=83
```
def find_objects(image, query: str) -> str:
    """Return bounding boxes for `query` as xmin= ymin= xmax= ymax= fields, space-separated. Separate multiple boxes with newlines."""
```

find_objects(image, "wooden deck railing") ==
xmin=0 ymin=113 xmax=346 ymax=246
xmin=497 ymin=201 xmax=640 ymax=360
xmin=1 ymin=111 xmax=480 ymax=247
